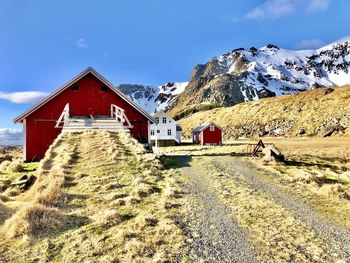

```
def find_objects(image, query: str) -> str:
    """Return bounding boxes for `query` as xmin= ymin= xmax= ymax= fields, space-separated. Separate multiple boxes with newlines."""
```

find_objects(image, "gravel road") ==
xmin=174 ymin=155 xmax=350 ymax=262
xmin=176 ymin=156 xmax=258 ymax=263
xmin=213 ymin=156 xmax=350 ymax=262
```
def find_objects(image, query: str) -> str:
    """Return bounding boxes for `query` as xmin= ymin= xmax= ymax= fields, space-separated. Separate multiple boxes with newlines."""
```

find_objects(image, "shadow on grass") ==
xmin=284 ymin=160 xmax=339 ymax=171
xmin=163 ymin=156 xmax=192 ymax=169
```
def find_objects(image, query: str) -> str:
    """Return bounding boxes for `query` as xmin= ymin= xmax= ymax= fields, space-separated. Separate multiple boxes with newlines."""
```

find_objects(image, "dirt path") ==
xmin=214 ymin=156 xmax=350 ymax=261
xmin=177 ymin=156 xmax=258 ymax=263
xmin=174 ymin=155 xmax=350 ymax=262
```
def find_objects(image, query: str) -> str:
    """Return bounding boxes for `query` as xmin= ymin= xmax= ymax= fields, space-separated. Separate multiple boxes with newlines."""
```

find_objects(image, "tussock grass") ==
xmin=7 ymin=161 xmax=24 ymax=173
xmin=1 ymin=133 xmax=76 ymax=242
xmin=319 ymin=184 xmax=350 ymax=200
xmin=0 ymin=160 xmax=11 ymax=172
xmin=2 ymin=204 xmax=65 ymax=239
xmin=0 ymin=130 xmax=185 ymax=262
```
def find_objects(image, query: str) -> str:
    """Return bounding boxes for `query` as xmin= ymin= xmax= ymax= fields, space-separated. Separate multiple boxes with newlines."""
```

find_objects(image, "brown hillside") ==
xmin=178 ymin=86 xmax=350 ymax=138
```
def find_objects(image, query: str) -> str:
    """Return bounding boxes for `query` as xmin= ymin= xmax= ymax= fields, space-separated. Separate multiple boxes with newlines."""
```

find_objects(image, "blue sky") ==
xmin=0 ymin=0 xmax=349 ymax=135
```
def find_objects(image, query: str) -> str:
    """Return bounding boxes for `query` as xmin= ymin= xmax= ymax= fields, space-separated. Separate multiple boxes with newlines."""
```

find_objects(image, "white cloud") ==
xmin=295 ymin=38 xmax=326 ymax=49
xmin=306 ymin=0 xmax=330 ymax=12
xmin=246 ymin=0 xmax=295 ymax=20
xmin=76 ymin=38 xmax=88 ymax=48
xmin=0 ymin=128 xmax=22 ymax=146
xmin=0 ymin=91 xmax=48 ymax=104
xmin=245 ymin=0 xmax=331 ymax=21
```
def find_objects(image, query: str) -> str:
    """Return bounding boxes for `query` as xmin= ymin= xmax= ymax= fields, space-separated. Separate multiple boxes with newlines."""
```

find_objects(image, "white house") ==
xmin=150 ymin=111 xmax=181 ymax=146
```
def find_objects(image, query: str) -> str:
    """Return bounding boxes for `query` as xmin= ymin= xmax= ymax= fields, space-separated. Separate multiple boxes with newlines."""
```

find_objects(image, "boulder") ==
xmin=262 ymin=145 xmax=285 ymax=163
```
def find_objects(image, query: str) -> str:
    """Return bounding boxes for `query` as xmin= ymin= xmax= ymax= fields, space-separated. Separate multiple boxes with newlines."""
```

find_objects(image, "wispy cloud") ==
xmin=0 ymin=91 xmax=48 ymax=104
xmin=76 ymin=38 xmax=88 ymax=48
xmin=245 ymin=0 xmax=331 ymax=21
xmin=295 ymin=38 xmax=326 ymax=49
xmin=0 ymin=128 xmax=22 ymax=146
xmin=306 ymin=0 xmax=331 ymax=12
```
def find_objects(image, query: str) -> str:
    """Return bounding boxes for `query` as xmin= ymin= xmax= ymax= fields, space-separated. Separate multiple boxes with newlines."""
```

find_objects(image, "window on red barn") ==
xmin=210 ymin=125 xmax=215 ymax=131
xmin=100 ymin=85 xmax=108 ymax=92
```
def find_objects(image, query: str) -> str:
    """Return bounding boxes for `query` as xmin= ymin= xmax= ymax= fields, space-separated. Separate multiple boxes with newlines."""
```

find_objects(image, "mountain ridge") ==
xmin=118 ymin=39 xmax=350 ymax=116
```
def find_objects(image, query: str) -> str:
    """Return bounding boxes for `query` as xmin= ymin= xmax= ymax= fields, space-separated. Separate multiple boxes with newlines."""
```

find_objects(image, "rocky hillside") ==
xmin=168 ymin=40 xmax=350 ymax=117
xmin=178 ymin=85 xmax=350 ymax=139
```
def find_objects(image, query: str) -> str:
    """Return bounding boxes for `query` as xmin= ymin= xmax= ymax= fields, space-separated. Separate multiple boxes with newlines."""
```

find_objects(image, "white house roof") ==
xmin=14 ymin=67 xmax=156 ymax=124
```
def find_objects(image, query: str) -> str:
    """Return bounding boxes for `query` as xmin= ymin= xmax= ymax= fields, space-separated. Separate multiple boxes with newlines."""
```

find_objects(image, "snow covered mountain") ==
xmin=118 ymin=39 xmax=350 ymax=117
xmin=116 ymin=82 xmax=188 ymax=114
xmin=168 ymin=39 xmax=350 ymax=116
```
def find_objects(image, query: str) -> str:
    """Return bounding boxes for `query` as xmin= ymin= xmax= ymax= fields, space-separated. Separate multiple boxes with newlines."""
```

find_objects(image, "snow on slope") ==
xmin=156 ymin=82 xmax=188 ymax=111
xmin=214 ymin=40 xmax=350 ymax=97
xmin=116 ymin=82 xmax=188 ymax=114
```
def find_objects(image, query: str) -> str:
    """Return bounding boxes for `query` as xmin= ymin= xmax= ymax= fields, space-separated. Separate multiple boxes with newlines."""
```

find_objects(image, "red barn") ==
xmin=14 ymin=67 xmax=155 ymax=161
xmin=192 ymin=123 xmax=223 ymax=145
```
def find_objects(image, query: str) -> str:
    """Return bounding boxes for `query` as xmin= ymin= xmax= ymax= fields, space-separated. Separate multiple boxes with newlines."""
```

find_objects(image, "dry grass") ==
xmin=189 ymin=157 xmax=336 ymax=262
xmin=319 ymin=184 xmax=350 ymax=200
xmin=7 ymin=161 xmax=24 ymax=173
xmin=0 ymin=160 xmax=11 ymax=172
xmin=244 ymin=137 xmax=350 ymax=228
xmin=0 ymin=130 xmax=185 ymax=262
xmin=3 ymin=203 xmax=65 ymax=239
xmin=178 ymin=85 xmax=350 ymax=138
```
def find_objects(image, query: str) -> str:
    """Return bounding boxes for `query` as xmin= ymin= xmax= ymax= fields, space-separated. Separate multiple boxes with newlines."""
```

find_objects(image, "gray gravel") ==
xmin=214 ymin=156 xmax=350 ymax=262
xmin=175 ymin=156 xmax=258 ymax=263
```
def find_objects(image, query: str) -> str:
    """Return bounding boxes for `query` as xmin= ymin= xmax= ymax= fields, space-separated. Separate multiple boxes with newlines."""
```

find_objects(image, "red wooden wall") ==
xmin=193 ymin=125 xmax=222 ymax=145
xmin=202 ymin=126 xmax=222 ymax=145
xmin=24 ymin=74 xmax=149 ymax=161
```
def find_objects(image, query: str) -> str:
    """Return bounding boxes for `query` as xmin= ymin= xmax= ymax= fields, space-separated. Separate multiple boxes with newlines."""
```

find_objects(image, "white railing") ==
xmin=55 ymin=103 xmax=70 ymax=128
xmin=110 ymin=104 xmax=133 ymax=128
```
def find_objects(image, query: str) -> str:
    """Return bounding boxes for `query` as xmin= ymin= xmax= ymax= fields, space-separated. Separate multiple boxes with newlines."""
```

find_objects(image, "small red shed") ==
xmin=14 ymin=67 xmax=155 ymax=161
xmin=192 ymin=123 xmax=223 ymax=145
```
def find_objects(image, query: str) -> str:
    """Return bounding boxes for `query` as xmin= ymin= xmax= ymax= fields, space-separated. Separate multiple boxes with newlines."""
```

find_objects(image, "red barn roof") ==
xmin=14 ymin=67 xmax=155 ymax=124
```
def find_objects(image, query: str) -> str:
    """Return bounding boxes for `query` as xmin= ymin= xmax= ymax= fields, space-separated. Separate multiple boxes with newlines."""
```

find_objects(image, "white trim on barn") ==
xmin=23 ymin=118 xmax=26 ymax=161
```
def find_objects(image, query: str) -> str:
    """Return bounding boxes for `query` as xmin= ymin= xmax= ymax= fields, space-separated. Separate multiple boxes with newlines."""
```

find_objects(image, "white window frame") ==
xmin=167 ymin=129 xmax=172 ymax=136
xmin=162 ymin=117 xmax=167 ymax=124
xmin=155 ymin=117 xmax=159 ymax=124
xmin=210 ymin=125 xmax=215 ymax=132
xmin=151 ymin=129 xmax=155 ymax=135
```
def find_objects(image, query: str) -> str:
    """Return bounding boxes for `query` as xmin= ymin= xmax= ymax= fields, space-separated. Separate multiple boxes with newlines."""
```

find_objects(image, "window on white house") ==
xmin=155 ymin=117 xmax=159 ymax=124
xmin=167 ymin=129 xmax=172 ymax=135
xmin=210 ymin=125 xmax=215 ymax=131
xmin=157 ymin=130 xmax=160 ymax=133
xmin=162 ymin=117 xmax=167 ymax=123
xmin=151 ymin=130 xmax=155 ymax=135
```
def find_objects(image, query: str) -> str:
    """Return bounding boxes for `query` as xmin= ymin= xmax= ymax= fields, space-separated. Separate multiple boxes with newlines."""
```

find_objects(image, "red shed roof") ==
xmin=14 ymin=67 xmax=155 ymax=124
xmin=192 ymin=122 xmax=223 ymax=133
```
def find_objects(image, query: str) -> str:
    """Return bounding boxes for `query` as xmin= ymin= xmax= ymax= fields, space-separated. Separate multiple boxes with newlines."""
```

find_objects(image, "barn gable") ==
xmin=14 ymin=67 xmax=155 ymax=124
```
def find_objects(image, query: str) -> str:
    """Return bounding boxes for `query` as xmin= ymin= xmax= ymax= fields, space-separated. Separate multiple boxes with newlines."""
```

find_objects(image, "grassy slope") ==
xmin=0 ymin=130 xmax=184 ymax=262
xmin=178 ymin=85 xmax=350 ymax=138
